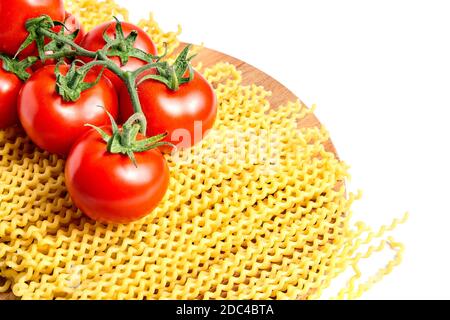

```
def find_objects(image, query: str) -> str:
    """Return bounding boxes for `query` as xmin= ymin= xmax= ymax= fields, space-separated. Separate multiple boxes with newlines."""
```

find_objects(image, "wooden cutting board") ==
xmin=0 ymin=45 xmax=337 ymax=300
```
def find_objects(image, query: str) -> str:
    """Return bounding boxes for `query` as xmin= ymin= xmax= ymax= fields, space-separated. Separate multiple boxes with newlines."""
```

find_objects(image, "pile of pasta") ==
xmin=0 ymin=0 xmax=407 ymax=299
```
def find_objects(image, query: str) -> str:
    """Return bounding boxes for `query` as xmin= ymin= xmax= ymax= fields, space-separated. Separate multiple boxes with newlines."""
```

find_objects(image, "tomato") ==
xmin=32 ymin=12 xmax=86 ymax=71
xmin=18 ymin=64 xmax=119 ymax=157
xmin=0 ymin=61 xmax=26 ymax=129
xmin=65 ymin=127 xmax=170 ymax=224
xmin=0 ymin=0 xmax=65 ymax=57
xmin=120 ymin=70 xmax=217 ymax=151
xmin=80 ymin=21 xmax=157 ymax=91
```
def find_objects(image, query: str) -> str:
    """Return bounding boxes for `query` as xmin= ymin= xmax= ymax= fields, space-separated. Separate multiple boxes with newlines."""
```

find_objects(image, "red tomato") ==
xmin=0 ymin=61 xmax=25 ymax=129
xmin=120 ymin=70 xmax=217 ymax=151
xmin=65 ymin=127 xmax=170 ymax=224
xmin=18 ymin=65 xmax=119 ymax=157
xmin=0 ymin=0 xmax=65 ymax=57
xmin=32 ymin=12 xmax=86 ymax=71
xmin=80 ymin=21 xmax=157 ymax=91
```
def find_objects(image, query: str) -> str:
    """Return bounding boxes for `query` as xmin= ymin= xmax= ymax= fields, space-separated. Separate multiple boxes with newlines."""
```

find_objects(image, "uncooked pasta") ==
xmin=0 ymin=0 xmax=407 ymax=300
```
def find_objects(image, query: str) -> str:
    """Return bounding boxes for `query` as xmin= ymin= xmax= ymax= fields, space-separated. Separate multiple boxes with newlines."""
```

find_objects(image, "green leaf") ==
xmin=54 ymin=62 xmax=106 ymax=102
xmin=102 ymin=23 xmax=114 ymax=43
xmin=44 ymin=28 xmax=79 ymax=52
xmin=107 ymin=48 xmax=130 ymax=65
xmin=15 ymin=34 xmax=37 ymax=59
xmin=135 ymin=44 xmax=196 ymax=91
xmin=121 ymin=123 xmax=140 ymax=148
xmin=129 ymin=48 xmax=153 ymax=63
xmin=179 ymin=64 xmax=195 ymax=85
xmin=168 ymin=66 xmax=179 ymax=91
xmin=133 ymin=141 xmax=175 ymax=153
xmin=174 ymin=45 xmax=192 ymax=79
xmin=155 ymin=43 xmax=169 ymax=62
xmin=101 ymin=18 xmax=156 ymax=66
xmin=108 ymin=132 xmax=125 ymax=153
xmin=126 ymin=150 xmax=138 ymax=167
xmin=84 ymin=124 xmax=111 ymax=143
xmin=101 ymin=106 xmax=120 ymax=134
xmin=15 ymin=15 xmax=54 ymax=59
xmin=0 ymin=54 xmax=36 ymax=81
xmin=134 ymin=132 xmax=168 ymax=147
xmin=113 ymin=16 xmax=126 ymax=40
xmin=137 ymin=74 xmax=171 ymax=87
xmin=125 ymin=31 xmax=138 ymax=48
xmin=78 ymin=67 xmax=105 ymax=92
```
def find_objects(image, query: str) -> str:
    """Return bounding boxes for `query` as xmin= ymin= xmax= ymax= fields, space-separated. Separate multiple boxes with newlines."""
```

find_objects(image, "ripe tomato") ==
xmin=32 ymin=12 xmax=86 ymax=71
xmin=0 ymin=60 xmax=26 ymax=129
xmin=80 ymin=21 xmax=157 ymax=91
xmin=0 ymin=0 xmax=65 ymax=56
xmin=65 ymin=127 xmax=170 ymax=224
xmin=120 ymin=70 xmax=217 ymax=151
xmin=18 ymin=65 xmax=119 ymax=157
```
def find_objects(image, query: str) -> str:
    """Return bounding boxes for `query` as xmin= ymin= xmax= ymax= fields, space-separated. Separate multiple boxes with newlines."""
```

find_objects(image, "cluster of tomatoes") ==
xmin=0 ymin=0 xmax=217 ymax=224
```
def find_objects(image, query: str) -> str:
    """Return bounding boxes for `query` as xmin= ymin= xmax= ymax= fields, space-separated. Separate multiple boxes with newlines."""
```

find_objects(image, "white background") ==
xmin=118 ymin=0 xmax=450 ymax=299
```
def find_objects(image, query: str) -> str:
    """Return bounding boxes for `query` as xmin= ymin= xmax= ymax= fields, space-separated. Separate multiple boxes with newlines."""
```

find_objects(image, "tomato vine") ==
xmin=14 ymin=14 xmax=194 ymax=159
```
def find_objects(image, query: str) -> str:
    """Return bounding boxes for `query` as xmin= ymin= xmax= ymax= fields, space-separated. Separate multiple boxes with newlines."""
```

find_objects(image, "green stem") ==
xmin=96 ymin=51 xmax=126 ymax=79
xmin=102 ymin=39 xmax=122 ymax=53
xmin=38 ymin=27 xmax=147 ymax=133
xmin=44 ymin=50 xmax=76 ymax=60
xmin=77 ymin=60 xmax=110 ymax=74
xmin=39 ymin=28 xmax=97 ymax=58
xmin=95 ymin=52 xmax=146 ymax=134
xmin=132 ymin=63 xmax=157 ymax=78
xmin=124 ymin=71 xmax=147 ymax=134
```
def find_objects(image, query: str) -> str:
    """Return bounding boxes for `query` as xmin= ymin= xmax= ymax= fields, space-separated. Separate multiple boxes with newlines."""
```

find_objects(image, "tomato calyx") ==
xmin=87 ymin=109 xmax=174 ymax=166
xmin=0 ymin=54 xmax=37 ymax=81
xmin=15 ymin=15 xmax=81 ymax=63
xmin=138 ymin=45 xmax=196 ymax=91
xmin=43 ymin=22 xmax=80 ymax=60
xmin=102 ymin=17 xmax=159 ymax=66
xmin=55 ymin=61 xmax=104 ymax=102
xmin=15 ymin=15 xmax=55 ymax=60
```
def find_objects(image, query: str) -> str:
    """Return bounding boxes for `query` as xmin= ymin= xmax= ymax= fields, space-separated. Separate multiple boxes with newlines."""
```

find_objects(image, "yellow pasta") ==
xmin=0 ymin=0 xmax=407 ymax=300
xmin=64 ymin=0 xmax=129 ymax=31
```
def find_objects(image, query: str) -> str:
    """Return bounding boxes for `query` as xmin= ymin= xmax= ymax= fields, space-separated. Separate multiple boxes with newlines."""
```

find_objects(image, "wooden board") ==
xmin=0 ymin=46 xmax=338 ymax=301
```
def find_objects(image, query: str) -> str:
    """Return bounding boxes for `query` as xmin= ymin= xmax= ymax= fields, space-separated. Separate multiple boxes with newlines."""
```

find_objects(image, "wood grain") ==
xmin=0 ymin=45 xmax=337 ymax=301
